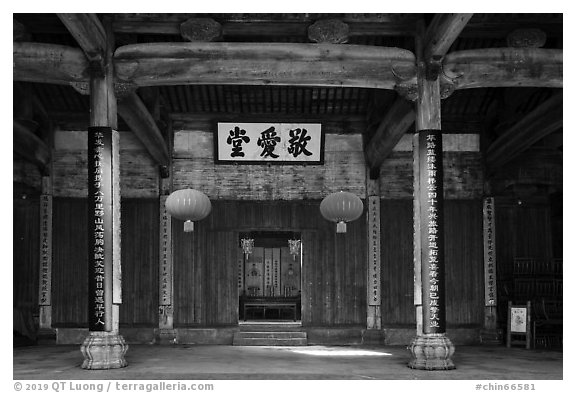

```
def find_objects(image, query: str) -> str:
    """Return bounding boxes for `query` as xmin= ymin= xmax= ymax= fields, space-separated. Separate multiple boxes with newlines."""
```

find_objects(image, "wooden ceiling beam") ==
xmin=13 ymin=42 xmax=89 ymax=85
xmin=113 ymin=42 xmax=417 ymax=89
xmin=14 ymin=42 xmax=562 ymax=92
xmin=117 ymin=93 xmax=170 ymax=167
xmin=443 ymin=48 xmax=563 ymax=89
xmin=487 ymin=92 xmax=562 ymax=168
xmin=423 ymin=13 xmax=473 ymax=77
xmin=56 ymin=13 xmax=106 ymax=66
xmin=13 ymin=119 xmax=51 ymax=173
xmin=364 ymin=98 xmax=415 ymax=174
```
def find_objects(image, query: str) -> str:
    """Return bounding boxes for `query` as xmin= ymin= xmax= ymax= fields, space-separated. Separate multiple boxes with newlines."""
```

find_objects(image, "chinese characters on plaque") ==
xmin=368 ymin=196 xmax=381 ymax=306
xmin=215 ymin=123 xmax=324 ymax=164
xmin=419 ymin=130 xmax=445 ymax=334
xmin=88 ymin=127 xmax=113 ymax=331
xmin=483 ymin=197 xmax=497 ymax=306
xmin=39 ymin=194 xmax=52 ymax=306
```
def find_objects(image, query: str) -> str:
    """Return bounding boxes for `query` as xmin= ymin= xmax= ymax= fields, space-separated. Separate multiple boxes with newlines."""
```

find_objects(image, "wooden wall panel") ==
xmin=380 ymin=199 xmax=484 ymax=327
xmin=51 ymin=131 xmax=159 ymax=197
xmin=173 ymin=200 xmax=366 ymax=327
xmin=172 ymin=221 xmax=196 ymax=325
xmin=52 ymin=198 xmax=160 ymax=327
xmin=13 ymin=158 xmax=42 ymax=192
xmin=119 ymin=199 xmax=159 ymax=326
xmin=13 ymin=197 xmax=40 ymax=311
xmin=379 ymin=152 xmax=484 ymax=199
xmin=380 ymin=200 xmax=414 ymax=325
xmin=495 ymin=200 xmax=554 ymax=279
xmin=172 ymin=131 xmax=366 ymax=200
xmin=52 ymin=198 xmax=88 ymax=326
xmin=206 ymin=231 xmax=238 ymax=325
xmin=173 ymin=226 xmax=238 ymax=326
xmin=444 ymin=200 xmax=484 ymax=326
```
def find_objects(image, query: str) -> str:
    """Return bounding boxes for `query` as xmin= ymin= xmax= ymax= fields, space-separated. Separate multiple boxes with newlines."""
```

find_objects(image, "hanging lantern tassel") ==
xmin=165 ymin=189 xmax=212 ymax=232
xmin=320 ymin=191 xmax=364 ymax=233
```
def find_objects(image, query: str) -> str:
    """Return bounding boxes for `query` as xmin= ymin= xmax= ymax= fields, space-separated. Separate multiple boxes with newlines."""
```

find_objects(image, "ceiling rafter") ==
xmin=487 ymin=92 xmax=562 ymax=169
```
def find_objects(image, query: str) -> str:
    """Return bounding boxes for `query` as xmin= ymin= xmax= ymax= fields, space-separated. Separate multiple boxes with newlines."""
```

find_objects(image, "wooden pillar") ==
xmin=38 ymin=176 xmax=55 ymax=342
xmin=80 ymin=18 xmax=128 ymax=370
xmin=366 ymin=169 xmax=382 ymax=329
xmin=407 ymin=31 xmax=455 ymax=370
xmin=480 ymin=197 xmax=502 ymax=344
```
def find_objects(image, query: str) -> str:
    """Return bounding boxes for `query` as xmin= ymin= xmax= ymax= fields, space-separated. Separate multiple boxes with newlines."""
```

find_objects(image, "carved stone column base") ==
xmin=407 ymin=334 xmax=456 ymax=370
xmin=80 ymin=331 xmax=128 ymax=370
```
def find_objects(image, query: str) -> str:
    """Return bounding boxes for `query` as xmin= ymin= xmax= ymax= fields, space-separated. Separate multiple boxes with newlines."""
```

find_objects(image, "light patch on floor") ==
xmin=280 ymin=346 xmax=393 ymax=357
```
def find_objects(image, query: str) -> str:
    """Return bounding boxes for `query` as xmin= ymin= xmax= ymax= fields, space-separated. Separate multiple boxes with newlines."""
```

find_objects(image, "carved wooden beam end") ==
xmin=13 ymin=18 xmax=30 ymax=42
xmin=180 ymin=18 xmax=223 ymax=42
xmin=506 ymin=28 xmax=547 ymax=48
xmin=442 ymin=48 xmax=563 ymax=89
xmin=308 ymin=19 xmax=350 ymax=44
xmin=13 ymin=43 xmax=91 ymax=85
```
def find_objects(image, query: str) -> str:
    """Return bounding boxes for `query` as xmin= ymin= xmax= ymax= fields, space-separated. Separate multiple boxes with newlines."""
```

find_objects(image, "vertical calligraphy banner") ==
xmin=158 ymin=195 xmax=173 ymax=330
xmin=88 ymin=127 xmax=113 ymax=332
xmin=368 ymin=196 xmax=381 ymax=306
xmin=264 ymin=249 xmax=272 ymax=296
xmin=38 ymin=194 xmax=52 ymax=308
xmin=483 ymin=197 xmax=497 ymax=306
xmin=418 ymin=129 xmax=446 ymax=334
xmin=238 ymin=252 xmax=244 ymax=296
xmin=159 ymin=195 xmax=173 ymax=306
xmin=273 ymin=249 xmax=281 ymax=297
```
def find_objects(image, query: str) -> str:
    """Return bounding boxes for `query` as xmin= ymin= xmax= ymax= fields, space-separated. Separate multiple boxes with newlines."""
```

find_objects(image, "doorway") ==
xmin=237 ymin=231 xmax=302 ymax=322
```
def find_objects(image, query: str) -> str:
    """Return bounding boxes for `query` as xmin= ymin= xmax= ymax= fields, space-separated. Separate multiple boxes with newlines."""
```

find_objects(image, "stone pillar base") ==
xmin=80 ymin=331 xmax=128 ymax=370
xmin=407 ymin=333 xmax=456 ymax=370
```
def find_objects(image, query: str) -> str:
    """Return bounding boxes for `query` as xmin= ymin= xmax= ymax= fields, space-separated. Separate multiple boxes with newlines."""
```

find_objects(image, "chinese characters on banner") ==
xmin=483 ymin=197 xmax=497 ymax=306
xmin=238 ymin=257 xmax=244 ymax=295
xmin=419 ymin=130 xmax=446 ymax=334
xmin=159 ymin=196 xmax=172 ymax=306
xmin=88 ymin=127 xmax=113 ymax=331
xmin=216 ymin=123 xmax=324 ymax=164
xmin=38 ymin=194 xmax=52 ymax=306
xmin=273 ymin=249 xmax=281 ymax=297
xmin=368 ymin=196 xmax=381 ymax=306
xmin=264 ymin=251 xmax=272 ymax=296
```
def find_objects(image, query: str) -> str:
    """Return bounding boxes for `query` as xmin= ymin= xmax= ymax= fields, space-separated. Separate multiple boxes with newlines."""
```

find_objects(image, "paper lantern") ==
xmin=165 ymin=189 xmax=212 ymax=232
xmin=320 ymin=191 xmax=364 ymax=233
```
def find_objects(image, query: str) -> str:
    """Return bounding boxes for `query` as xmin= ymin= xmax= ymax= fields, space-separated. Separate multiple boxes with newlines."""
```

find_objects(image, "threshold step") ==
xmin=232 ymin=337 xmax=308 ymax=346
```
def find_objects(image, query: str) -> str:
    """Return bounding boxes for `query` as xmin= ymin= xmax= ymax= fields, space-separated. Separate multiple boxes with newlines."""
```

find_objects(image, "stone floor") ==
xmin=12 ymin=344 xmax=563 ymax=381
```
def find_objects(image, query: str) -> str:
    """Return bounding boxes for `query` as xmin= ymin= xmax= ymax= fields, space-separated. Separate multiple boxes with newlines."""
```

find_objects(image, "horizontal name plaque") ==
xmin=215 ymin=122 xmax=324 ymax=164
